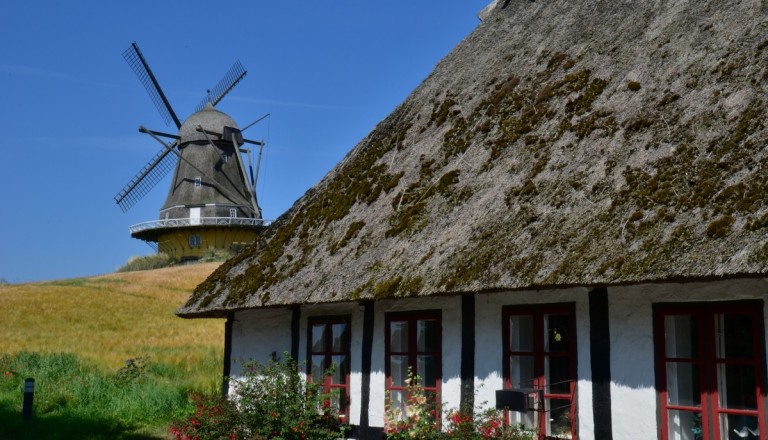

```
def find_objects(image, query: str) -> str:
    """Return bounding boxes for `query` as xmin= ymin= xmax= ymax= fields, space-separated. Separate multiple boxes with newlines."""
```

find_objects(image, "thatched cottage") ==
xmin=178 ymin=1 xmax=768 ymax=438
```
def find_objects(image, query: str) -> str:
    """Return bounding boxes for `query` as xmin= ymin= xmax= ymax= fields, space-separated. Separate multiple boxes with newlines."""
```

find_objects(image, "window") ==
xmin=385 ymin=311 xmax=441 ymax=424
xmin=230 ymin=208 xmax=237 ymax=218
xmin=656 ymin=302 xmax=765 ymax=440
xmin=188 ymin=234 xmax=201 ymax=248
xmin=307 ymin=316 xmax=351 ymax=420
xmin=194 ymin=177 xmax=202 ymax=188
xmin=503 ymin=304 xmax=576 ymax=439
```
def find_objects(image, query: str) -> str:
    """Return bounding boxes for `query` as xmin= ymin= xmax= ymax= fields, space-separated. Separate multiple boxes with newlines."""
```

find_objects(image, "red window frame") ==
xmin=385 ymin=310 xmax=442 ymax=425
xmin=655 ymin=302 xmax=766 ymax=440
xmin=307 ymin=315 xmax=351 ymax=421
xmin=502 ymin=304 xmax=577 ymax=439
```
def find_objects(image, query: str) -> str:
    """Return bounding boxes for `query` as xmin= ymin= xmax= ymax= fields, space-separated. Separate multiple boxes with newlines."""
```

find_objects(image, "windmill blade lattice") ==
xmin=123 ymin=43 xmax=181 ymax=128
xmin=194 ymin=60 xmax=247 ymax=112
xmin=114 ymin=143 xmax=178 ymax=212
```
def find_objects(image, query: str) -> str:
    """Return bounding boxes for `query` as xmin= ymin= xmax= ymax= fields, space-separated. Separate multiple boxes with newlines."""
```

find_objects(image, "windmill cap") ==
xmin=179 ymin=104 xmax=239 ymax=143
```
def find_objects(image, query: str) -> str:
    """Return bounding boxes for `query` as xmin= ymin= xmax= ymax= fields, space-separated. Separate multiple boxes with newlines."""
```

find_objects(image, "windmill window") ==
xmin=194 ymin=177 xmax=202 ymax=188
xmin=307 ymin=315 xmax=351 ymax=421
xmin=230 ymin=208 xmax=237 ymax=218
xmin=189 ymin=234 xmax=201 ymax=248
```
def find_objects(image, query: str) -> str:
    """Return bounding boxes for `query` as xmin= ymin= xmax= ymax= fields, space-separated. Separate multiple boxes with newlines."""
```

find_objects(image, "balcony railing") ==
xmin=129 ymin=217 xmax=269 ymax=234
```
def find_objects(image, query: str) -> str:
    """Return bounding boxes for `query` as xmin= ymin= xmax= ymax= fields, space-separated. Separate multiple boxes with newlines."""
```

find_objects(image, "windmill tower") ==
xmin=115 ymin=42 xmax=266 ymax=262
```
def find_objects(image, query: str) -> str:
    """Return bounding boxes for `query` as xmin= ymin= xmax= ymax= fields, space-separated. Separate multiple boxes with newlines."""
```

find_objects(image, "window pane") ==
xmin=311 ymin=324 xmax=326 ymax=352
xmin=715 ymin=314 xmax=754 ymax=359
xmin=546 ymin=398 xmax=572 ymax=438
xmin=720 ymin=413 xmax=759 ymax=440
xmin=329 ymin=387 xmax=347 ymax=415
xmin=717 ymin=363 xmax=757 ymax=410
xmin=509 ymin=355 xmax=535 ymax=389
xmin=545 ymin=314 xmax=569 ymax=352
xmin=331 ymin=355 xmax=347 ymax=385
xmin=390 ymin=321 xmax=409 ymax=353
xmin=666 ymin=362 xmax=701 ymax=407
xmin=311 ymin=355 xmax=326 ymax=384
xmin=509 ymin=315 xmax=534 ymax=352
xmin=417 ymin=319 xmax=437 ymax=352
xmin=331 ymin=323 xmax=347 ymax=352
xmin=665 ymin=315 xmax=698 ymax=358
xmin=389 ymin=390 xmax=407 ymax=421
xmin=390 ymin=355 xmax=408 ymax=388
xmin=546 ymin=355 xmax=571 ymax=395
xmin=417 ymin=355 xmax=436 ymax=388
xmin=508 ymin=409 xmax=537 ymax=433
xmin=667 ymin=410 xmax=703 ymax=440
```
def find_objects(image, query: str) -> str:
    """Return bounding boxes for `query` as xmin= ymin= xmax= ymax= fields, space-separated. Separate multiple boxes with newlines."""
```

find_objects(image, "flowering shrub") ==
xmin=169 ymin=393 xmax=245 ymax=440
xmin=169 ymin=353 xmax=347 ymax=440
xmin=385 ymin=369 xmax=441 ymax=439
xmin=236 ymin=354 xmax=347 ymax=439
xmin=385 ymin=370 xmax=537 ymax=440
xmin=444 ymin=408 xmax=535 ymax=439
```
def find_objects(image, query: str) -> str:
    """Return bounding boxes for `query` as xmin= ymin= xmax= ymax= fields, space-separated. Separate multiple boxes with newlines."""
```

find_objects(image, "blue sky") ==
xmin=0 ymin=1 xmax=488 ymax=283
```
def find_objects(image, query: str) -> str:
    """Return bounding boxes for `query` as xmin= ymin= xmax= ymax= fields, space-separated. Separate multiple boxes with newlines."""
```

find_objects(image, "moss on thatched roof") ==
xmin=179 ymin=0 xmax=768 ymax=317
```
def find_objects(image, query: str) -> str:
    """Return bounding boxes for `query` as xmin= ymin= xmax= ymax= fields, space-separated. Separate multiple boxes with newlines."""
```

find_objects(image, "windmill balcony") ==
xmin=129 ymin=217 xmax=269 ymax=235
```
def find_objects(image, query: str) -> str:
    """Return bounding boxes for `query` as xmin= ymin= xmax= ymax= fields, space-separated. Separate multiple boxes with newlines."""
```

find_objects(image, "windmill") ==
xmin=115 ymin=42 xmax=267 ymax=262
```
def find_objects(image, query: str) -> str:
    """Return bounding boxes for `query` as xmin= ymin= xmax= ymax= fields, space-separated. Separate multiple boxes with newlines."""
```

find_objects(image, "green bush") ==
xmin=170 ymin=353 xmax=348 ymax=440
xmin=200 ymin=247 xmax=234 ymax=262
xmin=117 ymin=253 xmax=176 ymax=272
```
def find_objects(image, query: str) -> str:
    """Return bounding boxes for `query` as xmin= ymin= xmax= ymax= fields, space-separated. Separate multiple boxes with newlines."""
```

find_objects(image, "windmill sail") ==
xmin=123 ymin=42 xmax=181 ymax=129
xmin=114 ymin=143 xmax=178 ymax=212
xmin=193 ymin=61 xmax=247 ymax=112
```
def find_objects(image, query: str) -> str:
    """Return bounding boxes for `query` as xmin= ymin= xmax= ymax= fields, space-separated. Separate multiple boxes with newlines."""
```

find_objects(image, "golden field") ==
xmin=0 ymin=263 xmax=224 ymax=382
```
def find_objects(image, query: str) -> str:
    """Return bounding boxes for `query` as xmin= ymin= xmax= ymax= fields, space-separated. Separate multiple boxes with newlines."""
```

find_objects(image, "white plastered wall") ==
xmin=368 ymin=296 xmax=463 ymax=429
xmin=474 ymin=288 xmax=594 ymax=439
xmin=228 ymin=308 xmax=293 ymax=380
xmin=298 ymin=303 xmax=365 ymax=426
xmin=225 ymin=278 xmax=768 ymax=438
xmin=607 ymin=278 xmax=768 ymax=440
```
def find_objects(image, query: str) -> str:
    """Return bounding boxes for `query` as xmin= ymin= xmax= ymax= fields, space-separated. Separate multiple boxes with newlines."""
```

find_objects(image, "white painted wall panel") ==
xmin=224 ymin=278 xmax=768 ymax=439
xmin=474 ymin=288 xmax=593 ymax=440
xmin=608 ymin=278 xmax=768 ymax=440
xmin=300 ymin=303 xmax=365 ymax=426
xmin=371 ymin=296 xmax=463 ymax=427
xmin=229 ymin=308 xmax=293 ymax=380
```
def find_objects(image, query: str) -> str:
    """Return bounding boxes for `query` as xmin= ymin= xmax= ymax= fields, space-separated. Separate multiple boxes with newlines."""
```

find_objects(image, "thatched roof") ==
xmin=179 ymin=0 xmax=768 ymax=318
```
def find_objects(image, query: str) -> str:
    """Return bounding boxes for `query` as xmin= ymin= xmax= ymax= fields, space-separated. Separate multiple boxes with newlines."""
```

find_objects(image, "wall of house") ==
xmin=607 ymin=278 xmax=768 ymax=440
xmin=228 ymin=308 xmax=293 ymax=378
xmin=370 ymin=296 xmax=464 ymax=428
xmin=474 ymin=287 xmax=593 ymax=438
xmin=225 ymin=278 xmax=768 ymax=439
xmin=297 ymin=303 xmax=366 ymax=426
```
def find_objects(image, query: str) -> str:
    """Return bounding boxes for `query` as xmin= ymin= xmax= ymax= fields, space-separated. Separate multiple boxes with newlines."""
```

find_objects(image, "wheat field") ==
xmin=0 ymin=263 xmax=224 ymax=383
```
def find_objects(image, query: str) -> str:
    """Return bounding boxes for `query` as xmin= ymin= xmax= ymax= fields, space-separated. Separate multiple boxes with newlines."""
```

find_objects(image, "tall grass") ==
xmin=0 ymin=263 xmax=225 ymax=438
xmin=0 ymin=352 xmax=213 ymax=439
xmin=118 ymin=254 xmax=177 ymax=272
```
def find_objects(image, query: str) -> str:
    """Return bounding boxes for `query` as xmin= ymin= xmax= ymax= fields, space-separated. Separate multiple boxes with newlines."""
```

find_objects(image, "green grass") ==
xmin=0 ymin=264 xmax=225 ymax=439
xmin=0 ymin=352 xmax=213 ymax=439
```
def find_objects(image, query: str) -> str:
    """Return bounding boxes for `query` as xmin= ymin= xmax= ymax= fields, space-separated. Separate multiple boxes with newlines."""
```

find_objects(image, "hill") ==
xmin=0 ymin=263 xmax=223 ymax=372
